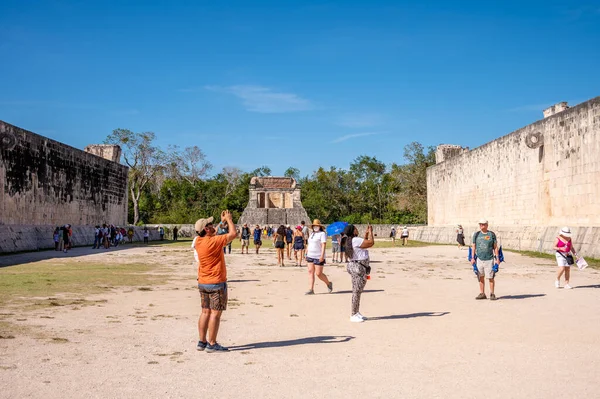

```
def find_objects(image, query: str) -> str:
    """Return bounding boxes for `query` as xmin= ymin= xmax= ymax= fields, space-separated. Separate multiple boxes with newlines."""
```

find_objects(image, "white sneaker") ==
xmin=555 ymin=280 xmax=560 ymax=288
xmin=350 ymin=314 xmax=364 ymax=323
xmin=356 ymin=312 xmax=367 ymax=321
xmin=564 ymin=284 xmax=573 ymax=289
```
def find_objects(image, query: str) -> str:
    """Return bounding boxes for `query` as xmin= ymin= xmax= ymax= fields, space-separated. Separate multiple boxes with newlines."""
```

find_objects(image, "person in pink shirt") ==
xmin=554 ymin=227 xmax=579 ymax=289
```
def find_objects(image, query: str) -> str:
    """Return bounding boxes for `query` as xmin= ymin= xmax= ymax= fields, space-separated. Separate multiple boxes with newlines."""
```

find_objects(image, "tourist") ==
xmin=62 ymin=224 xmax=70 ymax=253
xmin=217 ymin=221 xmax=232 ymax=254
xmin=53 ymin=227 xmax=60 ymax=251
xmin=103 ymin=224 xmax=110 ymax=248
xmin=293 ymin=226 xmax=305 ymax=266
xmin=173 ymin=226 xmax=179 ymax=241
xmin=127 ymin=226 xmax=134 ymax=243
xmin=456 ymin=225 xmax=466 ymax=248
xmin=339 ymin=232 xmax=348 ymax=263
xmin=554 ymin=227 xmax=579 ymax=289
xmin=400 ymin=226 xmax=409 ymax=246
xmin=253 ymin=225 xmax=262 ymax=254
xmin=285 ymin=225 xmax=293 ymax=260
xmin=305 ymin=219 xmax=333 ymax=295
xmin=343 ymin=224 xmax=375 ymax=322
xmin=301 ymin=220 xmax=310 ymax=246
xmin=192 ymin=229 xmax=200 ymax=266
xmin=92 ymin=225 xmax=100 ymax=249
xmin=471 ymin=219 xmax=499 ymax=300
xmin=143 ymin=227 xmax=149 ymax=244
xmin=273 ymin=225 xmax=286 ymax=267
xmin=195 ymin=210 xmax=237 ymax=353
xmin=240 ymin=223 xmax=251 ymax=254
xmin=390 ymin=226 xmax=396 ymax=245
xmin=114 ymin=228 xmax=121 ymax=248
xmin=159 ymin=226 xmax=165 ymax=241
xmin=331 ymin=233 xmax=341 ymax=262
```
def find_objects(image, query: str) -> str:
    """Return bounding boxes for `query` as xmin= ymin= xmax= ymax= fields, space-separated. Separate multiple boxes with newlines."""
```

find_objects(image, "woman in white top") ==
xmin=305 ymin=219 xmax=333 ymax=295
xmin=400 ymin=226 xmax=409 ymax=246
xmin=342 ymin=224 xmax=375 ymax=322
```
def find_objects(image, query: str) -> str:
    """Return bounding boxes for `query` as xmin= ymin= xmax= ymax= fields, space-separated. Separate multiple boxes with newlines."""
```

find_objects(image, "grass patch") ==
xmin=506 ymin=249 xmax=600 ymax=269
xmin=372 ymin=239 xmax=444 ymax=248
xmin=0 ymin=262 xmax=166 ymax=308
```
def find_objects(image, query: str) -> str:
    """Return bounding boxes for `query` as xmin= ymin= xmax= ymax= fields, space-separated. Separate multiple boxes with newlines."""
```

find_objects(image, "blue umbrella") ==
xmin=326 ymin=221 xmax=348 ymax=236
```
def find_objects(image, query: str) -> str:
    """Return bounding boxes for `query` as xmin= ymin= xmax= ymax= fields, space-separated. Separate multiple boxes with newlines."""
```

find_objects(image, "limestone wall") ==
xmin=0 ymin=120 xmax=128 ymax=227
xmin=427 ymin=97 xmax=600 ymax=228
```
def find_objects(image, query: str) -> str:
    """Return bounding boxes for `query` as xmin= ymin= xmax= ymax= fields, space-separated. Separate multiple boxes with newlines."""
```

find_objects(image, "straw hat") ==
xmin=559 ymin=227 xmax=572 ymax=237
xmin=310 ymin=219 xmax=325 ymax=228
xmin=194 ymin=217 xmax=214 ymax=233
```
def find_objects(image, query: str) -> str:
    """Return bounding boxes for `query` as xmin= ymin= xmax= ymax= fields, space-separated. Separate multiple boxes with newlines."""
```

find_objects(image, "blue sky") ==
xmin=1 ymin=0 xmax=600 ymax=176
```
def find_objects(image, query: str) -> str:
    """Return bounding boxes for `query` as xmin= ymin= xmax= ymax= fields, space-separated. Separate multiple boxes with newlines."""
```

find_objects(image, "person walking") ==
xmin=554 ymin=227 xmax=579 ymax=289
xmin=159 ymin=226 xmax=165 ymax=241
xmin=195 ymin=211 xmax=237 ymax=353
xmin=285 ymin=225 xmax=293 ymax=260
xmin=305 ymin=219 xmax=333 ymax=295
xmin=240 ymin=223 xmax=251 ymax=254
xmin=456 ymin=225 xmax=466 ymax=248
xmin=253 ymin=225 xmax=262 ymax=254
xmin=301 ymin=220 xmax=310 ymax=246
xmin=390 ymin=226 xmax=396 ymax=246
xmin=331 ymin=233 xmax=341 ymax=263
xmin=400 ymin=226 xmax=409 ymax=246
xmin=217 ymin=221 xmax=232 ymax=254
xmin=273 ymin=225 xmax=287 ymax=267
xmin=173 ymin=226 xmax=179 ymax=241
xmin=343 ymin=224 xmax=375 ymax=322
xmin=127 ymin=226 xmax=134 ymax=243
xmin=143 ymin=227 xmax=149 ymax=244
xmin=293 ymin=226 xmax=305 ymax=266
xmin=471 ymin=219 xmax=499 ymax=300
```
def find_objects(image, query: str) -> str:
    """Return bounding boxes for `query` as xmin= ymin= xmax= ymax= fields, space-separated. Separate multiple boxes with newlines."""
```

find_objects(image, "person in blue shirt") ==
xmin=285 ymin=225 xmax=294 ymax=260
xmin=253 ymin=225 xmax=262 ymax=254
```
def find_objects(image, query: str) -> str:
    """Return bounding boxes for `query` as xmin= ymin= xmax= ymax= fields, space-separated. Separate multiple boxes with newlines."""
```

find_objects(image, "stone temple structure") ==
xmin=238 ymin=177 xmax=310 ymax=227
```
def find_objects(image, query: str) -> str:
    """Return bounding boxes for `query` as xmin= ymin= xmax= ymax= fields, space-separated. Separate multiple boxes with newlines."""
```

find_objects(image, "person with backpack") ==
xmin=471 ymin=219 xmax=499 ymax=300
xmin=285 ymin=225 xmax=293 ymax=260
xmin=342 ymin=224 xmax=375 ymax=322
xmin=253 ymin=225 xmax=263 ymax=254
xmin=92 ymin=225 xmax=101 ymax=249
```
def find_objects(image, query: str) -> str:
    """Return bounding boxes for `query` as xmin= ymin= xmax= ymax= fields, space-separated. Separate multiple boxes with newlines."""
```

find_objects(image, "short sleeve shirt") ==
xmin=196 ymin=235 xmax=229 ymax=284
xmin=253 ymin=229 xmax=261 ymax=241
xmin=472 ymin=231 xmax=496 ymax=261
xmin=331 ymin=234 xmax=340 ymax=244
xmin=350 ymin=237 xmax=369 ymax=261
xmin=306 ymin=231 xmax=327 ymax=258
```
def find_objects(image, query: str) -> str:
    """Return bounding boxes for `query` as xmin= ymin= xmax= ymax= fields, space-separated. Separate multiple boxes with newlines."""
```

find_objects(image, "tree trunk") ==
xmin=131 ymin=187 xmax=140 ymax=225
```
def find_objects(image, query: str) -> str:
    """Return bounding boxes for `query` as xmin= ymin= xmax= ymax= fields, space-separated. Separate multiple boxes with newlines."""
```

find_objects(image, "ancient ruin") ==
xmin=238 ymin=177 xmax=310 ymax=227
xmin=0 ymin=120 xmax=130 ymax=252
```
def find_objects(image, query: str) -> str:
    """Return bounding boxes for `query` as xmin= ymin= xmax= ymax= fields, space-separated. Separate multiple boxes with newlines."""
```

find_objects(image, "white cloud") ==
xmin=335 ymin=113 xmax=384 ymax=128
xmin=205 ymin=85 xmax=313 ymax=113
xmin=331 ymin=131 xmax=384 ymax=143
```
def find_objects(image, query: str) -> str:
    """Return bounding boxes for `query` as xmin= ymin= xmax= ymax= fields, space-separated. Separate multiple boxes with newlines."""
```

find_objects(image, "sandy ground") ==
xmin=1 ymin=242 xmax=600 ymax=399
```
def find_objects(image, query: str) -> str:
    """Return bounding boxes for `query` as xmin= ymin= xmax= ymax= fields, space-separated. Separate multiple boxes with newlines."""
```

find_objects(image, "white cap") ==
xmin=478 ymin=219 xmax=488 ymax=224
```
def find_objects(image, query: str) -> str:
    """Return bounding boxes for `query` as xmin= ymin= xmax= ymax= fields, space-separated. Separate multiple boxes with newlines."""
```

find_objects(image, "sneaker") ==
xmin=555 ymin=280 xmax=560 ymax=289
xmin=305 ymin=290 xmax=314 ymax=295
xmin=350 ymin=314 xmax=364 ymax=323
xmin=327 ymin=282 xmax=333 ymax=293
xmin=356 ymin=312 xmax=368 ymax=320
xmin=475 ymin=293 xmax=487 ymax=300
xmin=205 ymin=342 xmax=229 ymax=353
xmin=564 ymin=284 xmax=573 ymax=289
xmin=489 ymin=293 xmax=497 ymax=301
xmin=196 ymin=341 xmax=207 ymax=351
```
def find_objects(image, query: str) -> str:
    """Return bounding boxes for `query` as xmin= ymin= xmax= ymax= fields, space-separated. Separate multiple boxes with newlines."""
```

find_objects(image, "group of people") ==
xmin=389 ymin=226 xmax=410 ymax=246
xmin=53 ymin=225 xmax=73 ymax=253
xmin=93 ymin=225 xmax=134 ymax=249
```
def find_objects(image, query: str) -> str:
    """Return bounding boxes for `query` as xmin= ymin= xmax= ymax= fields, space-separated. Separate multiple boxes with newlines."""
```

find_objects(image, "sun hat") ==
xmin=559 ymin=227 xmax=572 ymax=237
xmin=478 ymin=218 xmax=488 ymax=224
xmin=310 ymin=219 xmax=325 ymax=228
xmin=194 ymin=216 xmax=214 ymax=233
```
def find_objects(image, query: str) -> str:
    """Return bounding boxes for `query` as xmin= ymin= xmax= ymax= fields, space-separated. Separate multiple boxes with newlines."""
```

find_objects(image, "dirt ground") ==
xmin=1 ymin=242 xmax=599 ymax=399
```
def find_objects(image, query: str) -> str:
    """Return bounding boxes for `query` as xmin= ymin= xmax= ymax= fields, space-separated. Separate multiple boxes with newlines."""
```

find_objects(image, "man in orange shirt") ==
xmin=195 ymin=210 xmax=237 ymax=353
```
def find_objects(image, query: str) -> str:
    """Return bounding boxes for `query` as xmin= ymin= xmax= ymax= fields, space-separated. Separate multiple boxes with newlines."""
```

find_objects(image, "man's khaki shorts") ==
xmin=476 ymin=259 xmax=495 ymax=279
xmin=241 ymin=239 xmax=249 ymax=247
xmin=198 ymin=283 xmax=228 ymax=311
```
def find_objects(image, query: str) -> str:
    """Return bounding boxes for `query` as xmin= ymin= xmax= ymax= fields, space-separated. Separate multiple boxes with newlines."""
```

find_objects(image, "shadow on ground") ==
xmin=228 ymin=279 xmax=260 ymax=283
xmin=330 ymin=289 xmax=385 ymax=295
xmin=575 ymin=285 xmax=600 ymax=289
xmin=500 ymin=294 xmax=546 ymax=300
xmin=369 ymin=311 xmax=450 ymax=321
xmin=229 ymin=335 xmax=354 ymax=351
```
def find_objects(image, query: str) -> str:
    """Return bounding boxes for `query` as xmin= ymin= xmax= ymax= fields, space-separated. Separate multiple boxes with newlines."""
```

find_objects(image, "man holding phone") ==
xmin=194 ymin=210 xmax=238 ymax=352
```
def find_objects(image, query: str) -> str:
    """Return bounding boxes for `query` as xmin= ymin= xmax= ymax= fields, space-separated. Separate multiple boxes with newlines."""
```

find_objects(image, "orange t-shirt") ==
xmin=196 ymin=234 xmax=229 ymax=284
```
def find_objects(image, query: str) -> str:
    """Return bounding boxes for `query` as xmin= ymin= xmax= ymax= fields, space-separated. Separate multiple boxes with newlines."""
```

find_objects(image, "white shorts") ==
xmin=555 ymin=252 xmax=571 ymax=267
xmin=475 ymin=259 xmax=495 ymax=279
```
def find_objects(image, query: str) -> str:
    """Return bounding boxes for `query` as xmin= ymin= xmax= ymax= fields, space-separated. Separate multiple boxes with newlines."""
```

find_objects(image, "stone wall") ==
xmin=0 ymin=120 xmax=129 ymax=227
xmin=427 ymin=97 xmax=600 ymax=227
